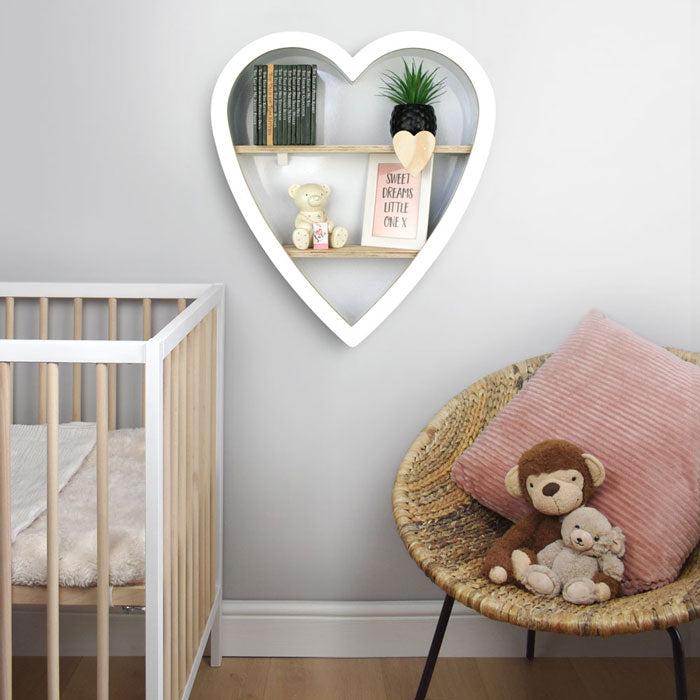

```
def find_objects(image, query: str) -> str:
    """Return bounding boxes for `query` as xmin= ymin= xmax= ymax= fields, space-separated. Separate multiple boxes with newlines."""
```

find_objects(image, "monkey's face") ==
xmin=504 ymin=441 xmax=606 ymax=516
xmin=524 ymin=469 xmax=585 ymax=515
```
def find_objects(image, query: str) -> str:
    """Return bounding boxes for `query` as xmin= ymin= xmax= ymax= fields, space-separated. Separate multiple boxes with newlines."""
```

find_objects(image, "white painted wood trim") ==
xmin=214 ymin=295 xmax=225 ymax=658
xmin=0 ymin=340 xmax=146 ymax=364
xmin=0 ymin=282 xmax=214 ymax=300
xmin=153 ymin=284 xmax=224 ymax=359
xmin=211 ymin=32 xmax=495 ymax=347
xmin=144 ymin=339 xmax=165 ymax=700
xmin=219 ymin=600 xmax=699 ymax=659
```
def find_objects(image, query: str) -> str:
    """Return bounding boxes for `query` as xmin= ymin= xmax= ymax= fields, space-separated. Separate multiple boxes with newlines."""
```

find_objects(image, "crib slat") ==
xmin=162 ymin=355 xmax=172 ymax=700
xmin=46 ymin=363 xmax=59 ymax=700
xmin=142 ymin=298 xmax=152 ymax=427
xmin=178 ymin=337 xmax=188 ymax=688
xmin=177 ymin=298 xmax=186 ymax=314
xmin=72 ymin=298 xmax=83 ymax=421
xmin=207 ymin=312 xmax=214 ymax=612
xmin=143 ymin=299 xmax=152 ymax=339
xmin=210 ymin=310 xmax=217 ymax=604
xmin=0 ymin=364 xmax=12 ymax=699
xmin=186 ymin=331 xmax=195 ymax=664
xmin=96 ymin=364 xmax=110 ymax=700
xmin=4 ymin=299 xmax=13 ymax=425
xmin=4 ymin=299 xmax=13 ymax=340
xmin=200 ymin=314 xmax=211 ymax=617
xmin=198 ymin=320 xmax=208 ymax=626
xmin=192 ymin=324 xmax=201 ymax=641
xmin=170 ymin=346 xmax=181 ymax=697
xmin=108 ymin=298 xmax=117 ymax=430
xmin=38 ymin=298 xmax=49 ymax=424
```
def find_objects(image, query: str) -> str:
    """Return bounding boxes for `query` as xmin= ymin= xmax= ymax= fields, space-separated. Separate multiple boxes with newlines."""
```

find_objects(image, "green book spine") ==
xmin=257 ymin=65 xmax=263 ymax=146
xmin=289 ymin=65 xmax=294 ymax=145
xmin=297 ymin=65 xmax=303 ymax=145
xmin=299 ymin=66 xmax=306 ymax=144
xmin=297 ymin=64 xmax=303 ymax=146
xmin=305 ymin=65 xmax=312 ymax=145
xmin=258 ymin=65 xmax=265 ymax=145
xmin=279 ymin=66 xmax=285 ymax=145
xmin=311 ymin=65 xmax=317 ymax=144
xmin=271 ymin=65 xmax=275 ymax=145
xmin=253 ymin=66 xmax=259 ymax=145
xmin=278 ymin=66 xmax=284 ymax=145
xmin=299 ymin=65 xmax=306 ymax=145
xmin=283 ymin=65 xmax=290 ymax=145
xmin=254 ymin=65 xmax=260 ymax=145
xmin=290 ymin=66 xmax=297 ymax=145
xmin=273 ymin=65 xmax=279 ymax=145
xmin=299 ymin=65 xmax=305 ymax=145
xmin=261 ymin=66 xmax=268 ymax=145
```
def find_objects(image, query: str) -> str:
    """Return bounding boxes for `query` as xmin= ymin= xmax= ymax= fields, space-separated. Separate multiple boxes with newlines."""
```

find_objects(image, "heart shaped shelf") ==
xmin=211 ymin=32 xmax=495 ymax=347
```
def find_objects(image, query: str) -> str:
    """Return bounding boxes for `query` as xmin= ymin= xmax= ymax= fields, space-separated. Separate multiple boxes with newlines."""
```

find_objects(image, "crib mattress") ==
xmin=11 ymin=426 xmax=145 ymax=589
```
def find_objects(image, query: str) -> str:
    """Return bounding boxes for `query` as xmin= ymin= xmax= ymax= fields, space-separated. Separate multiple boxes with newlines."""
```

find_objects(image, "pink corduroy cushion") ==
xmin=451 ymin=311 xmax=700 ymax=595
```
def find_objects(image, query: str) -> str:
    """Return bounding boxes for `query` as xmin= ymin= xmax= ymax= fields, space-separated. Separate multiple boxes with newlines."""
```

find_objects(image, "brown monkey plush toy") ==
xmin=482 ymin=439 xmax=617 ymax=601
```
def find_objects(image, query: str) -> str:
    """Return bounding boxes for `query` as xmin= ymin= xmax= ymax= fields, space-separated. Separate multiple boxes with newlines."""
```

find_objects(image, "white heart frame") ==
xmin=211 ymin=32 xmax=495 ymax=347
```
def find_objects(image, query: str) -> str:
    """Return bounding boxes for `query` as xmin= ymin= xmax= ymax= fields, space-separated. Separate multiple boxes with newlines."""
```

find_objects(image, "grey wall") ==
xmin=1 ymin=1 xmax=697 ymax=601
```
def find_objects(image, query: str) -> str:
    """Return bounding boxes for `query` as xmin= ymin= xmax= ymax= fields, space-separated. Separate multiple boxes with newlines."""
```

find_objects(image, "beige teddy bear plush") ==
xmin=519 ymin=506 xmax=625 ymax=605
xmin=288 ymin=183 xmax=348 ymax=250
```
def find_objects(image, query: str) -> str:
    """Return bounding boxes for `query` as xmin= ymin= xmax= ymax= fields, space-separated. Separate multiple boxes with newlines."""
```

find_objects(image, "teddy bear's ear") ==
xmin=320 ymin=184 xmax=331 ymax=197
xmin=288 ymin=184 xmax=300 ymax=198
xmin=581 ymin=453 xmax=606 ymax=487
xmin=504 ymin=464 xmax=522 ymax=498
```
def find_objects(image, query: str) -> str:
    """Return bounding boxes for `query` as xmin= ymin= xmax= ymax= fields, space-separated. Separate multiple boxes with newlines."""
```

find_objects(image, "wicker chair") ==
xmin=392 ymin=352 xmax=700 ymax=700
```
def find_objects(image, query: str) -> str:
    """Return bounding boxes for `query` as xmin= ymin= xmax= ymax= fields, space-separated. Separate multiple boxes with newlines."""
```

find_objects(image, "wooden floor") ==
xmin=11 ymin=656 xmax=700 ymax=699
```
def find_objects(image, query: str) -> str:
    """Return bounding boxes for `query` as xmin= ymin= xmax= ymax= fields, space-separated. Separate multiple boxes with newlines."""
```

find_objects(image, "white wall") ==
xmin=0 ymin=1 xmax=697 ymax=610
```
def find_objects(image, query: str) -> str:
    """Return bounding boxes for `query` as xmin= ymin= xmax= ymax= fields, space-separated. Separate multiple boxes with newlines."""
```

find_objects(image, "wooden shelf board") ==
xmin=284 ymin=244 xmax=418 ymax=259
xmin=235 ymin=144 xmax=471 ymax=154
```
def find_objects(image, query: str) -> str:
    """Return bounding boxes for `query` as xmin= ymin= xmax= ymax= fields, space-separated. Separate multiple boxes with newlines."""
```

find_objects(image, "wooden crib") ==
xmin=0 ymin=282 xmax=224 ymax=699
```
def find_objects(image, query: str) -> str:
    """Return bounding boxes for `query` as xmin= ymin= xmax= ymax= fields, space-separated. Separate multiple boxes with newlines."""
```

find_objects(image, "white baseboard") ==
xmin=12 ymin=600 xmax=699 ymax=658
xmin=220 ymin=600 xmax=700 ymax=658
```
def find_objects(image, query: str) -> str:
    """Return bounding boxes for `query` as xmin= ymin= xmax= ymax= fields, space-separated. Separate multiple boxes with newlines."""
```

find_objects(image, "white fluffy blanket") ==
xmin=11 ymin=422 xmax=97 ymax=542
xmin=12 ymin=428 xmax=145 ymax=587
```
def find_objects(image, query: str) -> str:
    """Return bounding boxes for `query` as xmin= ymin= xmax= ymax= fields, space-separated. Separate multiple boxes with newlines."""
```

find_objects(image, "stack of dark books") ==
xmin=253 ymin=64 xmax=317 ymax=145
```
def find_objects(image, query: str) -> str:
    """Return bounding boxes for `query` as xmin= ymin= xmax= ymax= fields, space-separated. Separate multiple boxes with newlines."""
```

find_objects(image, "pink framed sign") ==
xmin=361 ymin=154 xmax=434 ymax=250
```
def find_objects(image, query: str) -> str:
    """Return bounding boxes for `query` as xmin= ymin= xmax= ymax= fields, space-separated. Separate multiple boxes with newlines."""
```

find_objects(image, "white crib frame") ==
xmin=0 ymin=282 xmax=225 ymax=700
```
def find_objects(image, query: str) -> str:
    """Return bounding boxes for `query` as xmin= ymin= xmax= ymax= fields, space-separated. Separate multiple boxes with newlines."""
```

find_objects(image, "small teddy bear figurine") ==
xmin=288 ymin=183 xmax=348 ymax=250
xmin=519 ymin=506 xmax=625 ymax=605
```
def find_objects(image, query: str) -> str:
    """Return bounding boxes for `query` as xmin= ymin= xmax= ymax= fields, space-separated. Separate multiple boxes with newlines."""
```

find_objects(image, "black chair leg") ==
xmin=667 ymin=627 xmax=687 ymax=700
xmin=415 ymin=594 xmax=455 ymax=700
xmin=526 ymin=629 xmax=536 ymax=660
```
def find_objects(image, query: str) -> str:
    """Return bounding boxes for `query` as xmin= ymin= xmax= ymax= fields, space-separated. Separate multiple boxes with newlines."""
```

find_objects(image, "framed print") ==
xmin=361 ymin=154 xmax=433 ymax=250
